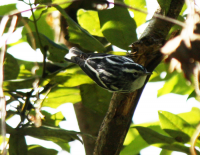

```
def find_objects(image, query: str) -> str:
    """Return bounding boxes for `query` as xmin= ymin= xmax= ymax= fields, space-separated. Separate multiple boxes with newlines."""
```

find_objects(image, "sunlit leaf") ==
xmin=54 ymin=5 xmax=105 ymax=52
xmin=134 ymin=126 xmax=175 ymax=144
xmin=77 ymin=9 xmax=103 ymax=37
xmin=120 ymin=133 xmax=148 ymax=155
xmin=160 ymin=149 xmax=172 ymax=155
xmin=158 ymin=111 xmax=199 ymax=144
xmin=178 ymin=107 xmax=200 ymax=126
xmin=124 ymin=0 xmax=147 ymax=26
xmin=40 ymin=110 xmax=65 ymax=126
xmin=0 ymin=3 xmax=16 ymax=15
xmin=28 ymin=145 xmax=58 ymax=155
xmin=42 ymin=87 xmax=81 ymax=108
xmin=98 ymin=6 xmax=137 ymax=50
xmin=157 ymin=73 xmax=193 ymax=97
xmin=155 ymin=143 xmax=194 ymax=154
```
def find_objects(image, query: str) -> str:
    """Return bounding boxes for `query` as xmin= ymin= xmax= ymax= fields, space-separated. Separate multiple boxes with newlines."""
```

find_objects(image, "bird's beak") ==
xmin=143 ymin=72 xmax=152 ymax=75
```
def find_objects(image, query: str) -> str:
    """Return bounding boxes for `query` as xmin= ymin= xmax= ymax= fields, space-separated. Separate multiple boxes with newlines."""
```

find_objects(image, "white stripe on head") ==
xmin=122 ymin=68 xmax=138 ymax=73
xmin=64 ymin=52 xmax=77 ymax=60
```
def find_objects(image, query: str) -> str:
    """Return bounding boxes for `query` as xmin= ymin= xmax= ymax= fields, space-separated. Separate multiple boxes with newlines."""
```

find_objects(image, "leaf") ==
xmin=134 ymin=126 xmax=175 ymax=144
xmin=159 ymin=149 xmax=172 ymax=155
xmin=51 ymin=66 xmax=94 ymax=87
xmin=124 ymin=0 xmax=147 ymax=26
xmin=180 ymin=3 xmax=187 ymax=16
xmin=54 ymin=5 xmax=105 ymax=52
xmin=9 ymin=133 xmax=28 ymax=155
xmin=149 ymin=62 xmax=168 ymax=82
xmin=157 ymin=72 xmax=193 ymax=97
xmin=35 ymin=0 xmax=52 ymax=4
xmin=179 ymin=107 xmax=200 ymax=126
xmin=54 ymin=142 xmax=70 ymax=152
xmin=40 ymin=110 xmax=65 ymax=126
xmin=22 ymin=8 xmax=54 ymax=41
xmin=26 ymin=32 xmax=68 ymax=62
xmin=98 ymin=6 xmax=137 ymax=50
xmin=20 ymin=125 xmax=82 ymax=143
xmin=4 ymin=53 xmax=20 ymax=80
xmin=158 ymin=111 xmax=198 ymax=144
xmin=3 ymin=78 xmax=37 ymax=91
xmin=156 ymin=143 xmax=195 ymax=154
xmin=157 ymin=0 xmax=172 ymax=14
xmin=80 ymin=84 xmax=112 ymax=115
xmin=28 ymin=145 xmax=58 ymax=155
xmin=77 ymin=9 xmax=103 ymax=37
xmin=120 ymin=134 xmax=148 ymax=155
xmin=52 ymin=0 xmax=72 ymax=8
xmin=0 ymin=3 xmax=16 ymax=15
xmin=42 ymin=87 xmax=81 ymax=108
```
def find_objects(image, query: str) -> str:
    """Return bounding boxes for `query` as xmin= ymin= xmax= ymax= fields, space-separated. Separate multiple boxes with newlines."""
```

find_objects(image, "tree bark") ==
xmin=93 ymin=0 xmax=185 ymax=154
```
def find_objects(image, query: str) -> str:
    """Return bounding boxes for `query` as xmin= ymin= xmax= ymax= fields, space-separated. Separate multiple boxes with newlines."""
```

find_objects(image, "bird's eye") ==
xmin=133 ymin=72 xmax=139 ymax=76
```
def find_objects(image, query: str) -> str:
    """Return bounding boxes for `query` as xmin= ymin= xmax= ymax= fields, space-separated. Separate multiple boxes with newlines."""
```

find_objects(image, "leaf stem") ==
xmin=29 ymin=1 xmax=47 ymax=78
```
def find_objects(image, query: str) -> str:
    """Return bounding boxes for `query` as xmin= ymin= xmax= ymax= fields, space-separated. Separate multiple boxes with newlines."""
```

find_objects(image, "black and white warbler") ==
xmin=64 ymin=47 xmax=151 ymax=93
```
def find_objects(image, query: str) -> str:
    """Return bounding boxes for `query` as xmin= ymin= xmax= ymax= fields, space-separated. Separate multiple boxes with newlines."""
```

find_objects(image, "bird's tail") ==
xmin=64 ymin=47 xmax=88 ymax=63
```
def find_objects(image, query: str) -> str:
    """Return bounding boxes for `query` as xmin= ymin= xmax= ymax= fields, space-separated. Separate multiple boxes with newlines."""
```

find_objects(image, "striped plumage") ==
xmin=64 ymin=47 xmax=151 ymax=92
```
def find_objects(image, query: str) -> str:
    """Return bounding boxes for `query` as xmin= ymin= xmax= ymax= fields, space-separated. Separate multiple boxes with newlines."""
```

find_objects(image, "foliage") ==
xmin=0 ymin=0 xmax=199 ymax=155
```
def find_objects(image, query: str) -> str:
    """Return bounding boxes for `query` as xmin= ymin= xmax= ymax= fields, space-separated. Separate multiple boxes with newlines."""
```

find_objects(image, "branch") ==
xmin=93 ymin=0 xmax=185 ymax=154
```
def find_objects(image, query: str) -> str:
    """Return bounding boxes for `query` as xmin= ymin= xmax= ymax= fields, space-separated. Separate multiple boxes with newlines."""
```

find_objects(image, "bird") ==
xmin=64 ymin=47 xmax=151 ymax=93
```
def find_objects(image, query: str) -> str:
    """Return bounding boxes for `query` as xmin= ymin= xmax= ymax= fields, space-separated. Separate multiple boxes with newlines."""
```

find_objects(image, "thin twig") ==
xmin=190 ymin=123 xmax=200 ymax=155
xmin=6 ymin=0 xmax=185 ymax=28
xmin=29 ymin=1 xmax=47 ymax=78
xmin=0 ymin=15 xmax=18 ymax=155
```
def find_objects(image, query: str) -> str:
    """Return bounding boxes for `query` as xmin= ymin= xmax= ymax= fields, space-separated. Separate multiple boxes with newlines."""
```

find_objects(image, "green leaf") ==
xmin=3 ymin=78 xmax=38 ymax=91
xmin=40 ymin=110 xmax=65 ymax=126
xmin=124 ymin=0 xmax=147 ymax=26
xmin=157 ymin=0 xmax=172 ymax=14
xmin=77 ymin=9 xmax=103 ymax=37
xmin=4 ymin=53 xmax=20 ymax=80
xmin=35 ymin=0 xmax=52 ymax=4
xmin=54 ymin=5 xmax=105 ymax=52
xmin=98 ymin=6 xmax=137 ymax=50
xmin=179 ymin=107 xmax=200 ymax=126
xmin=28 ymin=145 xmax=58 ymax=155
xmin=22 ymin=8 xmax=54 ymax=41
xmin=158 ymin=111 xmax=197 ymax=143
xmin=179 ymin=3 xmax=187 ymax=16
xmin=52 ymin=0 xmax=72 ymax=8
xmin=9 ymin=133 xmax=28 ymax=155
xmin=42 ymin=87 xmax=81 ymax=108
xmin=51 ymin=66 xmax=94 ymax=87
xmin=120 ymin=134 xmax=148 ymax=155
xmin=20 ymin=125 xmax=82 ymax=143
xmin=134 ymin=126 xmax=175 ymax=144
xmin=0 ymin=3 xmax=16 ymax=15
xmin=54 ymin=142 xmax=70 ymax=152
xmin=149 ymin=62 xmax=168 ymax=82
xmin=80 ymin=84 xmax=112 ymax=115
xmin=159 ymin=149 xmax=172 ymax=155
xmin=157 ymin=72 xmax=193 ymax=97
xmin=26 ymin=32 xmax=68 ymax=62
xmin=156 ymin=143 xmax=195 ymax=154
